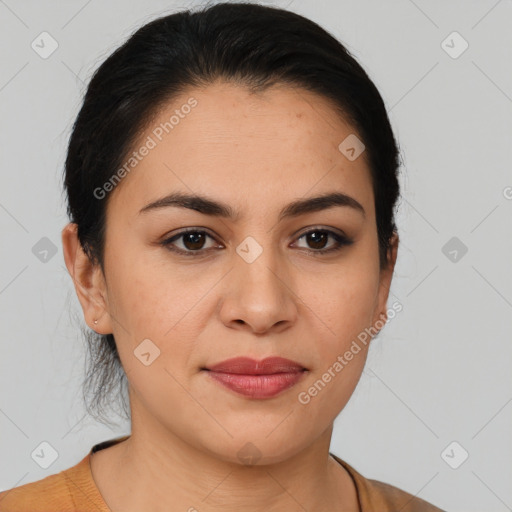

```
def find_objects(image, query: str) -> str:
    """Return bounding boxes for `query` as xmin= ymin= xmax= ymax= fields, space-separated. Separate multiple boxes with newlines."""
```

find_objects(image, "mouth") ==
xmin=201 ymin=356 xmax=308 ymax=399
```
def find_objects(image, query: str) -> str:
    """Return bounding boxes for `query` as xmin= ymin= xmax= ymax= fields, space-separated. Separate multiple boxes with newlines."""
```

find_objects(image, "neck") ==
xmin=92 ymin=407 xmax=359 ymax=511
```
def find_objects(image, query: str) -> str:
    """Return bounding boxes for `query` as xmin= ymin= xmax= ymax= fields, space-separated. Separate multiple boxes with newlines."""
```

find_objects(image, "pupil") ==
xmin=308 ymin=231 xmax=327 ymax=249
xmin=185 ymin=232 xmax=205 ymax=250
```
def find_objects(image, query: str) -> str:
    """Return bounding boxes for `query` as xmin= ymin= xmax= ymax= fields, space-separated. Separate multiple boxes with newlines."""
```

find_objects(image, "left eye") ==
xmin=160 ymin=228 xmax=353 ymax=256
xmin=293 ymin=229 xmax=352 ymax=254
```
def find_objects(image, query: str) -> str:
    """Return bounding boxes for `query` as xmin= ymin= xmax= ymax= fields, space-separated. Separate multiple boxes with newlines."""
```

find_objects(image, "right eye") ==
xmin=160 ymin=229 xmax=223 ymax=256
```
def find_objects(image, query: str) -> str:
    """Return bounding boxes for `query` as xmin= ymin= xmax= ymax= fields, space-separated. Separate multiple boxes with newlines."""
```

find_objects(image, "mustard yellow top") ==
xmin=0 ymin=436 xmax=445 ymax=511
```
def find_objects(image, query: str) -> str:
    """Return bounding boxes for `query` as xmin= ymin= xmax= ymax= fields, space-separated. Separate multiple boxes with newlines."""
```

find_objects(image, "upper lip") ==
xmin=204 ymin=357 xmax=306 ymax=375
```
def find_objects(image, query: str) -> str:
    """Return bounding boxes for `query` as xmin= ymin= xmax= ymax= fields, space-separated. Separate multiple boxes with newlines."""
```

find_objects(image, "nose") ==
xmin=218 ymin=244 xmax=298 ymax=335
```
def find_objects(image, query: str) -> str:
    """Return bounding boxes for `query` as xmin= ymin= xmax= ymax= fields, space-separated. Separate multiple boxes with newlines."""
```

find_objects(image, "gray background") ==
xmin=1 ymin=0 xmax=511 ymax=510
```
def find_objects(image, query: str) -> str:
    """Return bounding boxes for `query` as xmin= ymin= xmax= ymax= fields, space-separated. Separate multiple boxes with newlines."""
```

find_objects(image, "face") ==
xmin=64 ymin=81 xmax=398 ymax=465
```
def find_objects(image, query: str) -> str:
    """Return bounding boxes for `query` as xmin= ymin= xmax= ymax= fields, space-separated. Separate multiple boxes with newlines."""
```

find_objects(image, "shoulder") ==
xmin=0 ymin=471 xmax=74 ymax=511
xmin=331 ymin=454 xmax=446 ymax=512
xmin=357 ymin=476 xmax=446 ymax=511
xmin=0 ymin=454 xmax=91 ymax=512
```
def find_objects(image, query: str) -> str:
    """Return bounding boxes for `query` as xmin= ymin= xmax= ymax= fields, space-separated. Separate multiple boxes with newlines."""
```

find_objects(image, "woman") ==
xmin=0 ymin=2 xmax=445 ymax=511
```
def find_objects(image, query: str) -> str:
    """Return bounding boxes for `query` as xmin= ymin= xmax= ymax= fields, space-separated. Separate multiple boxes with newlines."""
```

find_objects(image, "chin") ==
xmin=197 ymin=432 xmax=311 ymax=467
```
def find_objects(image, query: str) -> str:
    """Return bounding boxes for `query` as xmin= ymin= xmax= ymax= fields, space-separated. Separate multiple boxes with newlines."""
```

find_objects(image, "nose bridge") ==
xmin=235 ymin=233 xmax=285 ymax=299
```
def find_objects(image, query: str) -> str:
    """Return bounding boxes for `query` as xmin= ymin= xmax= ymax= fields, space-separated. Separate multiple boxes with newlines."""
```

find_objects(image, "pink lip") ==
xmin=203 ymin=357 xmax=307 ymax=399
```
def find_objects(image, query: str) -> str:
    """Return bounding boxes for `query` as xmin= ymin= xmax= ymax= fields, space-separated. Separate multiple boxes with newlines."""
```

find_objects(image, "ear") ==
xmin=371 ymin=231 xmax=399 ymax=331
xmin=61 ymin=223 xmax=112 ymax=334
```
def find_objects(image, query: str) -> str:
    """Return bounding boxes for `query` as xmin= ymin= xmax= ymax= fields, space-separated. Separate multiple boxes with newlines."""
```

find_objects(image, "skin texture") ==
xmin=62 ymin=80 xmax=399 ymax=512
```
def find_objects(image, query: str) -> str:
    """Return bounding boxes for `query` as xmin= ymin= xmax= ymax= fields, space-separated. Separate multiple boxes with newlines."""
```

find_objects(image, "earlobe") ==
xmin=61 ymin=223 xmax=112 ymax=334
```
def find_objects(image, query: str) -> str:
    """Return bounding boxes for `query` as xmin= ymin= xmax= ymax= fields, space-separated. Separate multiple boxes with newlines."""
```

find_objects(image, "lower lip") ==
xmin=204 ymin=370 xmax=307 ymax=399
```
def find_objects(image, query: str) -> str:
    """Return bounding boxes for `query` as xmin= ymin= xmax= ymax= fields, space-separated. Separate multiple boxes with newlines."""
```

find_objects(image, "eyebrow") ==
xmin=138 ymin=191 xmax=365 ymax=221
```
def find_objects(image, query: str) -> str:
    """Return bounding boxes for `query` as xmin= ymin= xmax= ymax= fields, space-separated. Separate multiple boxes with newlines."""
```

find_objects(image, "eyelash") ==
xmin=159 ymin=227 xmax=353 ymax=257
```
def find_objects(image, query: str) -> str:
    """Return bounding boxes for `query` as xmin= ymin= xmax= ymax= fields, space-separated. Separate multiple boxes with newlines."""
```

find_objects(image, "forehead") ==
xmin=106 ymin=80 xmax=374 ymax=221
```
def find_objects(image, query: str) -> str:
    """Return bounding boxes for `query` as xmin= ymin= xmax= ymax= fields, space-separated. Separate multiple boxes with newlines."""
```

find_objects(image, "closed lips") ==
xmin=204 ymin=356 xmax=307 ymax=375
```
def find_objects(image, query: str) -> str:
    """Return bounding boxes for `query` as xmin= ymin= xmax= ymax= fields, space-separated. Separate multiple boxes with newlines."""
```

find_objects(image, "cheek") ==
xmin=293 ymin=280 xmax=374 ymax=422
xmin=292 ymin=258 xmax=379 ymax=412
xmin=105 ymin=253 xmax=223 ymax=401
xmin=298 ymin=261 xmax=379 ymax=352
xmin=105 ymin=239 xmax=212 ymax=336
